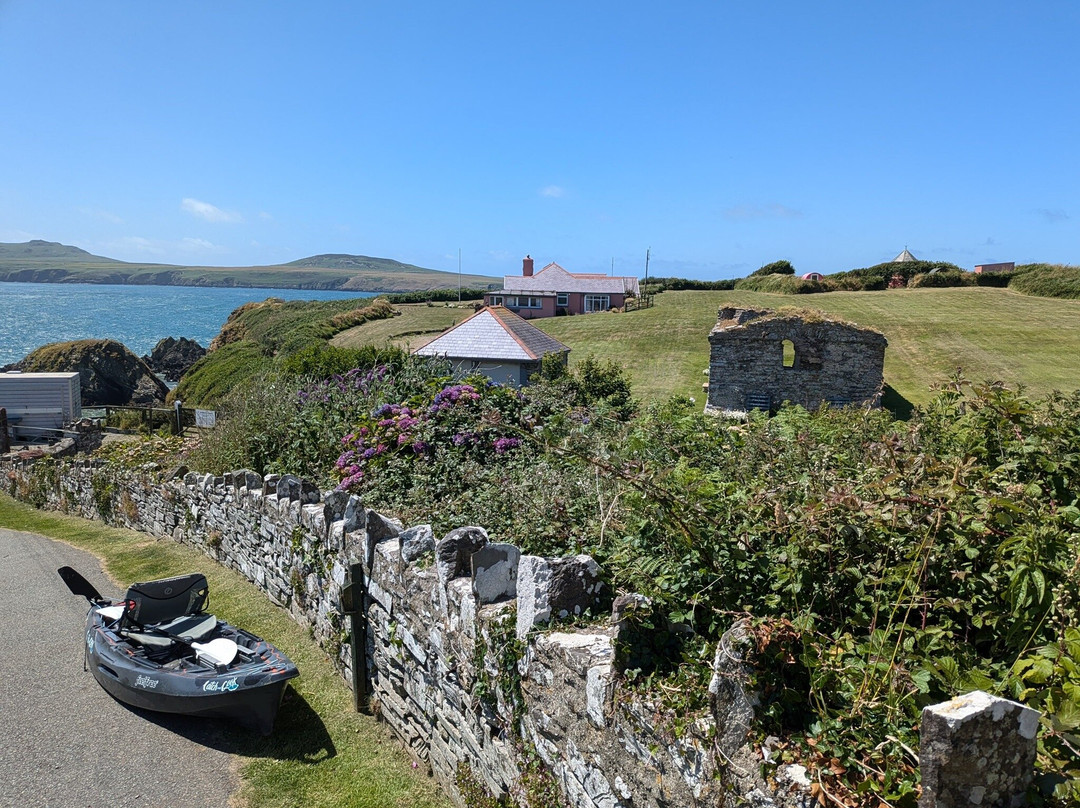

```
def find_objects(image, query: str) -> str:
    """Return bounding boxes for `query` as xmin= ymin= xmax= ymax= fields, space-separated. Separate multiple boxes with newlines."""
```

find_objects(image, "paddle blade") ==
xmin=192 ymin=638 xmax=238 ymax=667
xmin=58 ymin=566 xmax=103 ymax=602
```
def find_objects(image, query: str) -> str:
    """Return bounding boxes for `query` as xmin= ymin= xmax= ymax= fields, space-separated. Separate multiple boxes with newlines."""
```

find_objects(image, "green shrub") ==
xmin=280 ymin=343 xmax=407 ymax=379
xmin=909 ymin=270 xmax=974 ymax=288
xmin=643 ymin=277 xmax=737 ymax=294
xmin=1009 ymin=263 xmax=1080 ymax=299
xmin=735 ymin=273 xmax=828 ymax=294
xmin=750 ymin=259 xmax=795 ymax=276
xmin=332 ymin=377 xmax=1080 ymax=804
xmin=829 ymin=259 xmax=963 ymax=291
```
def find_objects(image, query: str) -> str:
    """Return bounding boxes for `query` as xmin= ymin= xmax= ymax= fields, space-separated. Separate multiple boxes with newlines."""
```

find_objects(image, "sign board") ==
xmin=194 ymin=409 xmax=217 ymax=429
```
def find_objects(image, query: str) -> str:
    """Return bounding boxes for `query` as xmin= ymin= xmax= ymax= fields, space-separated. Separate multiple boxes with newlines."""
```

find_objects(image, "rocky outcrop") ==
xmin=8 ymin=339 xmax=169 ymax=406
xmin=141 ymin=337 xmax=206 ymax=382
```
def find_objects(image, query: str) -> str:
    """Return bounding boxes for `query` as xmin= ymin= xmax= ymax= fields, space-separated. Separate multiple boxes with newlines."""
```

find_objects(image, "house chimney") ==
xmin=523 ymin=255 xmax=534 ymax=277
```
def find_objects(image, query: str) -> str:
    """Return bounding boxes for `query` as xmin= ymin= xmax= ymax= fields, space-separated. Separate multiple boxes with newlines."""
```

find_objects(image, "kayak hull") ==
xmin=83 ymin=606 xmax=299 ymax=735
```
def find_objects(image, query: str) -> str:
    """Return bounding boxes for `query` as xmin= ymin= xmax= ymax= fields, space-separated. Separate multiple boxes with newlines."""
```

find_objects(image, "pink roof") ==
xmin=500 ymin=262 xmax=639 ymax=296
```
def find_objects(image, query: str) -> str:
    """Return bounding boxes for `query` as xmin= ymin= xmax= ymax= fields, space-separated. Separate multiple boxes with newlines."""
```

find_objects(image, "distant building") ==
xmin=892 ymin=248 xmax=918 ymax=263
xmin=705 ymin=307 xmax=886 ymax=413
xmin=801 ymin=272 xmax=824 ymax=281
xmin=484 ymin=256 xmax=640 ymax=319
xmin=973 ymin=262 xmax=1015 ymax=274
xmin=412 ymin=305 xmax=569 ymax=387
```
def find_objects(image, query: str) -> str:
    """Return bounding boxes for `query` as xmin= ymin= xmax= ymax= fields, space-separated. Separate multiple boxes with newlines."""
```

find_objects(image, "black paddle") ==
xmin=58 ymin=566 xmax=238 ymax=666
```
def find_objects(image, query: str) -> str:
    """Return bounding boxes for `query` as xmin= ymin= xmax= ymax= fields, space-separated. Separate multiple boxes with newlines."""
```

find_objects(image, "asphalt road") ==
xmin=0 ymin=528 xmax=238 ymax=808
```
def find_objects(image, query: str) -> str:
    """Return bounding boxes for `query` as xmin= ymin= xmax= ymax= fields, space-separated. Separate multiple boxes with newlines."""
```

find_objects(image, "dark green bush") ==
xmin=280 ymin=343 xmax=407 ymax=378
xmin=642 ymin=276 xmax=737 ymax=293
xmin=750 ymin=259 xmax=795 ymax=276
xmin=909 ymin=270 xmax=974 ymax=288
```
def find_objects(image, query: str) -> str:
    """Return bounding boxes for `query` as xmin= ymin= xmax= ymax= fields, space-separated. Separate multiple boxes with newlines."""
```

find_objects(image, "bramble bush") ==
xmin=331 ymin=374 xmax=1079 ymax=806
xmin=184 ymin=351 xmax=1079 ymax=805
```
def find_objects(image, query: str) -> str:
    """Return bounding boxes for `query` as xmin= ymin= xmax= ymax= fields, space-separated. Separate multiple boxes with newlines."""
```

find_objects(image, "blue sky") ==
xmin=0 ymin=1 xmax=1076 ymax=280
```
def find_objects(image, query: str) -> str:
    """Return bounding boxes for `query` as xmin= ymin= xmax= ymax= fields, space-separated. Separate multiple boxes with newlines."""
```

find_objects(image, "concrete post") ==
xmin=920 ymin=690 xmax=1040 ymax=808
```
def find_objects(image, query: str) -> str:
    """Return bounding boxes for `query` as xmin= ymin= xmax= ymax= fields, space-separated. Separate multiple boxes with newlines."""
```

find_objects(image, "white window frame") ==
xmin=556 ymin=293 xmax=569 ymax=306
xmin=526 ymin=297 xmax=542 ymax=308
xmin=489 ymin=295 xmax=503 ymax=306
xmin=584 ymin=294 xmax=610 ymax=312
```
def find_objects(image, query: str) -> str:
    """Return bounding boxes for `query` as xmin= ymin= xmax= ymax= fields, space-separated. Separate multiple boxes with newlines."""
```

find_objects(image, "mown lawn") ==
xmin=0 ymin=495 xmax=449 ymax=808
xmin=533 ymin=287 xmax=1080 ymax=407
xmin=330 ymin=302 xmax=475 ymax=352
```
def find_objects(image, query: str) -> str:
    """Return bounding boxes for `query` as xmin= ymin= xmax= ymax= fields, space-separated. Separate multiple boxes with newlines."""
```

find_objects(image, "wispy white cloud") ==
xmin=179 ymin=237 xmax=225 ymax=253
xmin=109 ymin=236 xmax=167 ymax=256
xmin=78 ymin=207 xmax=124 ymax=225
xmin=181 ymin=197 xmax=243 ymax=223
xmin=723 ymin=203 xmax=803 ymax=221
xmin=258 ymin=211 xmax=273 ymax=220
xmin=1035 ymin=208 xmax=1069 ymax=223
xmin=540 ymin=185 xmax=565 ymax=198
xmin=102 ymin=235 xmax=228 ymax=260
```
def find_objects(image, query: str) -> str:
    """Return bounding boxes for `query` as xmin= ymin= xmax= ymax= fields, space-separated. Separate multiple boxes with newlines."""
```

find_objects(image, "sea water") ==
xmin=0 ymin=281 xmax=373 ymax=366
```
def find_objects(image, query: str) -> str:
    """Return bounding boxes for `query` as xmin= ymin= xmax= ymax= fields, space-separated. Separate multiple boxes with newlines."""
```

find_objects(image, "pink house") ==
xmin=483 ymin=256 xmax=640 ymax=319
xmin=801 ymin=272 xmax=824 ymax=281
xmin=973 ymin=262 xmax=1015 ymax=274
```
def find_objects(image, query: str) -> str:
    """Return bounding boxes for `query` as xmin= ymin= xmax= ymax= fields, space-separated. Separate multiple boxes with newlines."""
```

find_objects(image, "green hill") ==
xmin=0 ymin=240 xmax=499 ymax=292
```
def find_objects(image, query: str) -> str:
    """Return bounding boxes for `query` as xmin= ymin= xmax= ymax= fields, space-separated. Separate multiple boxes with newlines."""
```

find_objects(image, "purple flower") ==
xmin=493 ymin=437 xmax=522 ymax=455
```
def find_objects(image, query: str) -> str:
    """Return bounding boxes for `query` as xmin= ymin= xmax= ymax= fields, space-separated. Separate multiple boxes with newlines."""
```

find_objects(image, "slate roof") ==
xmin=500 ymin=262 xmax=640 ymax=296
xmin=413 ymin=306 xmax=570 ymax=361
xmin=892 ymin=248 xmax=918 ymax=262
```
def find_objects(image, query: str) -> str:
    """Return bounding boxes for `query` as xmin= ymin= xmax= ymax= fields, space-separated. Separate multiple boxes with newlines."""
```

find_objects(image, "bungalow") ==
xmin=484 ymin=256 xmax=640 ymax=319
xmin=412 ymin=305 xmax=569 ymax=387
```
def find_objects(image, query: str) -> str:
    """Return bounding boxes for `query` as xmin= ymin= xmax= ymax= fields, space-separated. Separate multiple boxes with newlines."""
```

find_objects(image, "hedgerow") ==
xmin=181 ymin=354 xmax=1079 ymax=805
xmin=328 ymin=374 xmax=1080 ymax=805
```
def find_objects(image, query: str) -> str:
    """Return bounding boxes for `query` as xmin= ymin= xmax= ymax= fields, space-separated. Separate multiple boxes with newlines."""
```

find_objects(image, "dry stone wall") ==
xmin=4 ymin=458 xmax=806 ymax=807
xmin=4 ymin=457 xmax=1038 ymax=807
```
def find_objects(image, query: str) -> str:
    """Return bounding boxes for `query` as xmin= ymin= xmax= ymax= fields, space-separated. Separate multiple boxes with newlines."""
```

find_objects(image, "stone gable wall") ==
xmin=707 ymin=308 xmax=887 ymax=413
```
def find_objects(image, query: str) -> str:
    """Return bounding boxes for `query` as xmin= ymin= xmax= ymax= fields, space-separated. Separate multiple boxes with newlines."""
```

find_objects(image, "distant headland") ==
xmin=0 ymin=240 xmax=500 ymax=293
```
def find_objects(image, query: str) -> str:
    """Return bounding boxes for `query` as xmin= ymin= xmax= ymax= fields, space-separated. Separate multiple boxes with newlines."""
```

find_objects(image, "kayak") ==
xmin=59 ymin=566 xmax=299 ymax=735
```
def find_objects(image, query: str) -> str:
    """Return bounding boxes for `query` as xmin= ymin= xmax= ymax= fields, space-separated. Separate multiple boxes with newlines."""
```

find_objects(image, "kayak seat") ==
xmin=123 ymin=613 xmax=218 ymax=648
xmin=122 ymin=573 xmax=209 ymax=626
xmin=120 ymin=573 xmax=214 ymax=650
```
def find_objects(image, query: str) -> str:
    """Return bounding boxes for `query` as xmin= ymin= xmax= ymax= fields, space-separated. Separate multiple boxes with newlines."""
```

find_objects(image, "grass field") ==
xmin=330 ymin=302 xmax=475 ymax=352
xmin=0 ymin=495 xmax=449 ymax=808
xmin=529 ymin=287 xmax=1080 ymax=407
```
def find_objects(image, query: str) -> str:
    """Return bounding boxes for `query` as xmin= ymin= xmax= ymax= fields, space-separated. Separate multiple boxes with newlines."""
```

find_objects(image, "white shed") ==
xmin=0 ymin=372 xmax=82 ymax=436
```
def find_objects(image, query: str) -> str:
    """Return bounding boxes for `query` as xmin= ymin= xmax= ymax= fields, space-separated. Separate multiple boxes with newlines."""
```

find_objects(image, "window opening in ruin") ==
xmin=782 ymin=339 xmax=795 ymax=368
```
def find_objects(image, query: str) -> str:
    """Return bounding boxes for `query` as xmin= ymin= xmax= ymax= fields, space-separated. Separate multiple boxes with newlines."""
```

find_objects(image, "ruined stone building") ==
xmin=705 ymin=307 xmax=887 ymax=413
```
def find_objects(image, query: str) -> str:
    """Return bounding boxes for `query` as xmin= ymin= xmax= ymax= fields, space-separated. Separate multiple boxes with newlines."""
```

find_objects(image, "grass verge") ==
xmin=0 ymin=493 xmax=449 ymax=808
